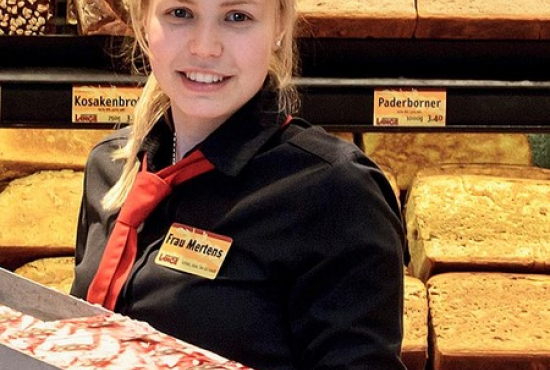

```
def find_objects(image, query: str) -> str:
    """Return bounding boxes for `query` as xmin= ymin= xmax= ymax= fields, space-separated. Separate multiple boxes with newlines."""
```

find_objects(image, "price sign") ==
xmin=373 ymin=88 xmax=447 ymax=127
xmin=72 ymin=85 xmax=143 ymax=124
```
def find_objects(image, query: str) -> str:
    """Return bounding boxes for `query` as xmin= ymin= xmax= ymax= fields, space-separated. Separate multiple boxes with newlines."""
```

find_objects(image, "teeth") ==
xmin=186 ymin=72 xmax=224 ymax=83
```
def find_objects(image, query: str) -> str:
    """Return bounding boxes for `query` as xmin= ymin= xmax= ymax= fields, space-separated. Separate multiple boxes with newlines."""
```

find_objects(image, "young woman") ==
xmin=71 ymin=0 xmax=407 ymax=369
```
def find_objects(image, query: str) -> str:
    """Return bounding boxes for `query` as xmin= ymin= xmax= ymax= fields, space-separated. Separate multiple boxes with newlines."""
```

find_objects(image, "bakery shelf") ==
xmin=3 ymin=36 xmax=550 ymax=80
xmin=298 ymin=78 xmax=550 ymax=133
xmin=2 ymin=71 xmax=550 ymax=132
xmin=2 ymin=36 xmax=550 ymax=132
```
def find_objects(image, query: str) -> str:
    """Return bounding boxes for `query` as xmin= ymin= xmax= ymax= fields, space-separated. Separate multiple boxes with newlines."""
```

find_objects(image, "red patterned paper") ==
xmin=1 ymin=313 xmax=254 ymax=370
xmin=0 ymin=304 xmax=42 ymax=340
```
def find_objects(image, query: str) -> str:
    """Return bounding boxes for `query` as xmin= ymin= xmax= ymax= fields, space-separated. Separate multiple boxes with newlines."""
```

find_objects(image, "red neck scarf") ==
xmin=87 ymin=150 xmax=215 ymax=310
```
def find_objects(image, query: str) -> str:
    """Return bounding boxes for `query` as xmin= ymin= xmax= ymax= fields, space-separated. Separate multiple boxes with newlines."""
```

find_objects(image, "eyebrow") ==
xmin=221 ymin=0 xmax=260 ymax=5
xmin=171 ymin=0 xmax=260 ymax=6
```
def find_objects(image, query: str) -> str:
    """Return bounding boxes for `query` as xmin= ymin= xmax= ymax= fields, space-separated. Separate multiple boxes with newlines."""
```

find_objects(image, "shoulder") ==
xmin=282 ymin=118 xmax=400 ymax=212
xmin=282 ymin=118 xmax=377 ymax=173
xmin=91 ymin=126 xmax=130 ymax=154
xmin=84 ymin=126 xmax=130 ymax=185
xmin=87 ymin=127 xmax=129 ymax=162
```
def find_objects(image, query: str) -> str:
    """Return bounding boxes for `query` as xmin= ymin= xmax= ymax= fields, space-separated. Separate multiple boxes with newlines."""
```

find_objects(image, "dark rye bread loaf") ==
xmin=427 ymin=272 xmax=550 ymax=370
xmin=405 ymin=164 xmax=550 ymax=281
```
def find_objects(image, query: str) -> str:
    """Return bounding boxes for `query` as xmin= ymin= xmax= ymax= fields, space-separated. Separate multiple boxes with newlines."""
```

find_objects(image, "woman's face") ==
xmin=144 ymin=0 xmax=282 ymax=128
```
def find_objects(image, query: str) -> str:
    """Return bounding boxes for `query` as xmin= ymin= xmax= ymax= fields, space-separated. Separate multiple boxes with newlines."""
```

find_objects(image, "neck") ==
xmin=170 ymin=112 xmax=227 ymax=162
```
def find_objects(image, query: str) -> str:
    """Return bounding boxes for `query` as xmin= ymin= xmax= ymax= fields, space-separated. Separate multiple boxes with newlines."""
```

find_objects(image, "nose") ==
xmin=188 ymin=21 xmax=223 ymax=58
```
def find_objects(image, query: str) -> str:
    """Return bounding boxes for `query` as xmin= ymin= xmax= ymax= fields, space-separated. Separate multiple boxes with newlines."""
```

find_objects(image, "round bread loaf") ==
xmin=363 ymin=133 xmax=532 ymax=191
xmin=14 ymin=256 xmax=75 ymax=294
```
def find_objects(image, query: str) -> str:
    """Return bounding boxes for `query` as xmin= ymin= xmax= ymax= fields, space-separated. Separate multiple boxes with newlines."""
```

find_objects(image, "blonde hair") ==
xmin=102 ymin=0 xmax=300 ymax=210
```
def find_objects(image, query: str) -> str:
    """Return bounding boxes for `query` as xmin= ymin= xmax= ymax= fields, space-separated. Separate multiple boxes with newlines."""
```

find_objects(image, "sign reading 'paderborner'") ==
xmin=373 ymin=88 xmax=447 ymax=127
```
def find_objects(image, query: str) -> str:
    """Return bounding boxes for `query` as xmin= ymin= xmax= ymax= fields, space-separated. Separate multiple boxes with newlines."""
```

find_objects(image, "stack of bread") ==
xmin=27 ymin=0 xmax=550 ymax=39
xmin=2 ymin=129 xmax=549 ymax=370
xmin=401 ymin=274 xmax=428 ymax=370
xmin=404 ymin=162 xmax=550 ymax=370
xmin=0 ymin=128 xmax=112 ymax=272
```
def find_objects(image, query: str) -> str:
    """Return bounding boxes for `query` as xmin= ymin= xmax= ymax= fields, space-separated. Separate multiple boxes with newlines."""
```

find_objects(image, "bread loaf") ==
xmin=0 ymin=0 xmax=53 ymax=35
xmin=0 ymin=170 xmax=83 ymax=270
xmin=402 ymin=276 xmax=428 ymax=370
xmin=428 ymin=272 xmax=550 ymax=370
xmin=415 ymin=0 xmax=548 ymax=39
xmin=14 ymin=257 xmax=75 ymax=294
xmin=406 ymin=164 xmax=550 ymax=281
xmin=73 ymin=0 xmax=132 ymax=35
xmin=296 ymin=0 xmax=416 ymax=38
xmin=0 ymin=129 xmax=112 ymax=182
xmin=362 ymin=133 xmax=532 ymax=191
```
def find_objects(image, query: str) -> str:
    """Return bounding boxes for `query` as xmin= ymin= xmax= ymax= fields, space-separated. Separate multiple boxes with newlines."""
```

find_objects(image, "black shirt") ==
xmin=71 ymin=94 xmax=406 ymax=370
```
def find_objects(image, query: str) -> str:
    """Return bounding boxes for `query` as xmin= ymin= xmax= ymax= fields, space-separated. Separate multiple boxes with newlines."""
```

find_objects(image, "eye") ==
xmin=170 ymin=8 xmax=193 ymax=18
xmin=225 ymin=12 xmax=252 ymax=22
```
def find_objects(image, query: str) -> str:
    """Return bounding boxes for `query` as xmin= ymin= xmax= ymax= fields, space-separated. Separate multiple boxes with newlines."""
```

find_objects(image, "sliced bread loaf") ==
xmin=0 ymin=170 xmax=83 ymax=270
xmin=406 ymin=164 xmax=550 ymax=281
xmin=428 ymin=272 xmax=550 ymax=370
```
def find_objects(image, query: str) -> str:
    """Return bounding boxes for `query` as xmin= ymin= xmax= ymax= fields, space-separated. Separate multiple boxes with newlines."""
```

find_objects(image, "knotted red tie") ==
xmin=87 ymin=150 xmax=215 ymax=310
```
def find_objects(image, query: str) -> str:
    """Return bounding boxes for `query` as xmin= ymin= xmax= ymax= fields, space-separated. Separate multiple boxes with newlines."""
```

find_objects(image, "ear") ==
xmin=273 ymin=3 xmax=286 ymax=47
xmin=273 ymin=26 xmax=285 ymax=49
xmin=275 ymin=31 xmax=285 ymax=43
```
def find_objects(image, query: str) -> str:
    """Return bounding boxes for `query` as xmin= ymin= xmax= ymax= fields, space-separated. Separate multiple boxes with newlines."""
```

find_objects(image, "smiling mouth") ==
xmin=184 ymin=71 xmax=226 ymax=84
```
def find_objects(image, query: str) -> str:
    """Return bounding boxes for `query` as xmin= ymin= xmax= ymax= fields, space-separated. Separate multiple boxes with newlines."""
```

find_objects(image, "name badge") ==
xmin=155 ymin=223 xmax=233 ymax=279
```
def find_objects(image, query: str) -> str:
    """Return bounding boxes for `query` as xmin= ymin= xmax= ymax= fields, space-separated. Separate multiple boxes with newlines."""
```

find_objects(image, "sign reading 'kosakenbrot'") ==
xmin=72 ymin=86 xmax=142 ymax=124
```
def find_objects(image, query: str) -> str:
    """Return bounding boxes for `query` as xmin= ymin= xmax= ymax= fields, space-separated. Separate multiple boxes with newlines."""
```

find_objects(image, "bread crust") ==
xmin=416 ymin=0 xmax=550 ymax=39
xmin=296 ymin=0 xmax=416 ymax=38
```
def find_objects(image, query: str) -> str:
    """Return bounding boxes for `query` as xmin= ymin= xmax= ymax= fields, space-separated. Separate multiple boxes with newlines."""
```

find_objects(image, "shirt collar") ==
xmin=140 ymin=90 xmax=288 ymax=176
